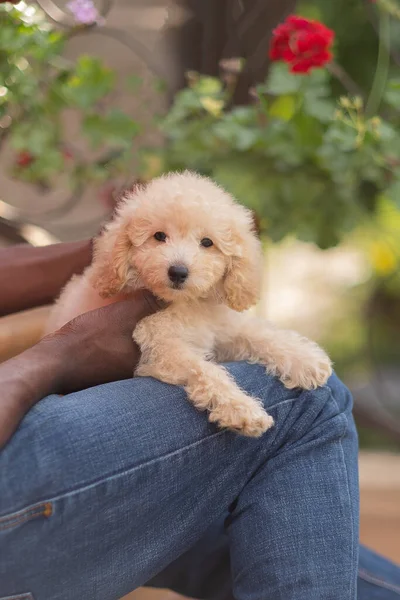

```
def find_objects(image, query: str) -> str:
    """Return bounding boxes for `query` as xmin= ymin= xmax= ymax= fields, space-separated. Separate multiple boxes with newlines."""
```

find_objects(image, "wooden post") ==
xmin=165 ymin=0 xmax=297 ymax=105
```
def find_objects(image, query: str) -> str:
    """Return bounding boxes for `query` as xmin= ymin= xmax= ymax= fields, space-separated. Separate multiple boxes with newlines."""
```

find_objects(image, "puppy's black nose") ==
xmin=168 ymin=264 xmax=189 ymax=286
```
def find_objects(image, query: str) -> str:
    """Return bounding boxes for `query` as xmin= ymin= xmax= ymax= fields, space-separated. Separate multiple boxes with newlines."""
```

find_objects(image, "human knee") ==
xmin=224 ymin=363 xmax=354 ymax=443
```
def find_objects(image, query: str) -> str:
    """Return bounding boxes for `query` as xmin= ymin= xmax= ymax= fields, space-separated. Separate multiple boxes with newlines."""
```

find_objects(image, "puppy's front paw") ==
xmin=209 ymin=393 xmax=274 ymax=437
xmin=275 ymin=340 xmax=332 ymax=390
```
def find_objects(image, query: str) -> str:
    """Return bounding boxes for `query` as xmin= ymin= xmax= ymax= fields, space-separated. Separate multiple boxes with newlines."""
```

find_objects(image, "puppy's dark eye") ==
xmin=200 ymin=238 xmax=213 ymax=248
xmin=154 ymin=231 xmax=167 ymax=242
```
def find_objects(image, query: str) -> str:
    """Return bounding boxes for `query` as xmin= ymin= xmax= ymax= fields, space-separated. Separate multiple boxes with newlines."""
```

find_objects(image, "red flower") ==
xmin=270 ymin=15 xmax=334 ymax=74
xmin=62 ymin=148 xmax=74 ymax=162
xmin=16 ymin=150 xmax=34 ymax=167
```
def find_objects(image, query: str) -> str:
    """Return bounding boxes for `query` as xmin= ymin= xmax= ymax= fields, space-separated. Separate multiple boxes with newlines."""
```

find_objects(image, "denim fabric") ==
xmin=0 ymin=363 xmax=398 ymax=599
xmin=358 ymin=547 xmax=400 ymax=599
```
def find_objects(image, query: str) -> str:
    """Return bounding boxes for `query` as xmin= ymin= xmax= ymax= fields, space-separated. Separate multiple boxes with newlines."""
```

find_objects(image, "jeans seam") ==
xmin=267 ymin=397 xmax=298 ymax=411
xmin=358 ymin=568 xmax=400 ymax=595
xmin=0 ymin=503 xmax=52 ymax=531
xmin=1 ymin=391 xmax=303 ymax=520
xmin=330 ymin=391 xmax=356 ymax=600
xmin=0 ymin=595 xmax=34 ymax=600
xmin=0 ymin=430 xmax=226 ymax=520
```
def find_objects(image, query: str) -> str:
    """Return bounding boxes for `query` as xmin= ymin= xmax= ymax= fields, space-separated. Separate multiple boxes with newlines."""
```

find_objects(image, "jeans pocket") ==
xmin=0 ymin=595 xmax=34 ymax=600
xmin=0 ymin=502 xmax=52 ymax=533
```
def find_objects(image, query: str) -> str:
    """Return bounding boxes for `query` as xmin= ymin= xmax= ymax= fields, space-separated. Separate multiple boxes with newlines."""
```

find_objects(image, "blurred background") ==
xmin=0 ymin=0 xmax=399 ymax=597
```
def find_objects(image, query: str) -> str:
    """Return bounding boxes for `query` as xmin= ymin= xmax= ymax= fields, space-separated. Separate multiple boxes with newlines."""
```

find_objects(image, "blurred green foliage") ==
xmin=0 ymin=3 xmax=139 ymax=189
xmin=2 ymin=0 xmax=400 ymax=256
xmin=142 ymin=63 xmax=400 ymax=250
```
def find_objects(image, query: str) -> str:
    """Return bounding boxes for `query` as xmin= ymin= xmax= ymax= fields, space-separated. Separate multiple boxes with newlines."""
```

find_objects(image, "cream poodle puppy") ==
xmin=46 ymin=171 xmax=332 ymax=437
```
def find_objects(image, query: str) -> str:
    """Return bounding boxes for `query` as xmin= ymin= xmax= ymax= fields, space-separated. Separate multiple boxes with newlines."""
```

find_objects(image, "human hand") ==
xmin=0 ymin=290 xmax=163 ymax=448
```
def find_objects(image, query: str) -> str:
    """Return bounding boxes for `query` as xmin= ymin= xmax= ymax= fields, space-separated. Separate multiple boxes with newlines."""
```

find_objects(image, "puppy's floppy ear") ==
xmin=223 ymin=220 xmax=263 ymax=312
xmin=88 ymin=220 xmax=136 ymax=298
xmin=89 ymin=184 xmax=149 ymax=298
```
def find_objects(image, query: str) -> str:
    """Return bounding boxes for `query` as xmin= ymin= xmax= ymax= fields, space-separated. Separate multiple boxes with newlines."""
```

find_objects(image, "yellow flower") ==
xmin=369 ymin=241 xmax=398 ymax=275
xmin=370 ymin=116 xmax=381 ymax=128
xmin=334 ymin=108 xmax=344 ymax=121
xmin=339 ymin=96 xmax=351 ymax=109
xmin=200 ymin=97 xmax=224 ymax=117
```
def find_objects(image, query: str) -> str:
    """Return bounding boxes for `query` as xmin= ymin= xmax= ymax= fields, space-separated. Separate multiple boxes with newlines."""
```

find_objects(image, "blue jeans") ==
xmin=1 ymin=363 xmax=399 ymax=599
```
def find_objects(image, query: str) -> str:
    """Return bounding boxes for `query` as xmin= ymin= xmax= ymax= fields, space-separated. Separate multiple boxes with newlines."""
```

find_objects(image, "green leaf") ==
xmin=323 ymin=122 xmax=358 ymax=152
xmin=153 ymin=77 xmax=167 ymax=94
xmin=386 ymin=174 xmax=400 ymax=209
xmin=211 ymin=155 xmax=277 ymax=217
xmin=303 ymin=98 xmax=335 ymax=122
xmin=33 ymin=148 xmax=64 ymax=175
xmin=104 ymin=109 xmax=140 ymax=144
xmin=126 ymin=74 xmax=143 ymax=91
xmin=63 ymin=56 xmax=115 ymax=109
xmin=213 ymin=121 xmax=259 ymax=150
xmin=268 ymin=95 xmax=296 ymax=121
xmin=192 ymin=76 xmax=223 ymax=96
xmin=261 ymin=63 xmax=303 ymax=96
xmin=258 ymin=120 xmax=306 ymax=166
xmin=32 ymin=31 xmax=65 ymax=61
xmin=83 ymin=110 xmax=140 ymax=149
xmin=10 ymin=122 xmax=57 ymax=154
xmin=294 ymin=113 xmax=324 ymax=150
xmin=162 ymin=88 xmax=205 ymax=128
xmin=211 ymin=106 xmax=259 ymax=150
xmin=303 ymin=68 xmax=331 ymax=97
xmin=384 ymin=78 xmax=400 ymax=109
xmin=377 ymin=121 xmax=397 ymax=142
xmin=82 ymin=114 xmax=109 ymax=147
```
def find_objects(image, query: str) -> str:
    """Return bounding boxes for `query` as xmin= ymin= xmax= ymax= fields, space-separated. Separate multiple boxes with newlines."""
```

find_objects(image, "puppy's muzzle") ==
xmin=168 ymin=264 xmax=189 ymax=288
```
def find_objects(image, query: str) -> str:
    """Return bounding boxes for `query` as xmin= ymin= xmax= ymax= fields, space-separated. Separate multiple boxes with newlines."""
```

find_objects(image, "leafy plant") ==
xmin=140 ymin=6 xmax=400 ymax=252
xmin=2 ymin=0 xmax=400 ymax=262
xmin=142 ymin=64 xmax=399 ymax=248
xmin=0 ymin=2 xmax=140 ymax=190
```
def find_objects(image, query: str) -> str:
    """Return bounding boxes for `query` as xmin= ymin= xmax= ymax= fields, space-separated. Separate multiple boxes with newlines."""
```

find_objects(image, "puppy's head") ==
xmin=90 ymin=172 xmax=262 ymax=311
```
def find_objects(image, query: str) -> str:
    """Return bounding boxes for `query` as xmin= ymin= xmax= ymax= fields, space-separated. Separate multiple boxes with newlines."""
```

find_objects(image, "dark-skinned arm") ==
xmin=0 ymin=291 xmax=163 ymax=448
xmin=0 ymin=240 xmax=92 ymax=317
